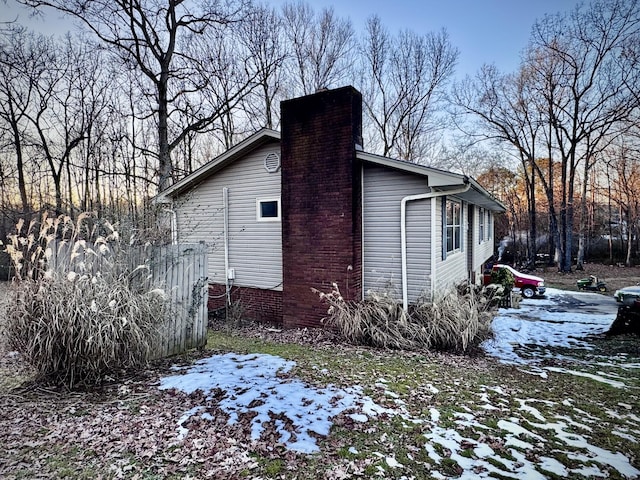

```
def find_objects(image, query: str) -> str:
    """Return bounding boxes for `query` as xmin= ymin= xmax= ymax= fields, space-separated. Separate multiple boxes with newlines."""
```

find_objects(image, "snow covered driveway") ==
xmin=482 ymin=288 xmax=625 ymax=374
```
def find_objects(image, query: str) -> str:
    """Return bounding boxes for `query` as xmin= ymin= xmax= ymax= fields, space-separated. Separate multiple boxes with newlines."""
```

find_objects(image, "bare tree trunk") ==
xmin=10 ymin=118 xmax=30 ymax=214
xmin=157 ymin=69 xmax=171 ymax=192
xmin=626 ymin=207 xmax=633 ymax=266
xmin=527 ymin=161 xmax=537 ymax=269
xmin=576 ymin=158 xmax=590 ymax=270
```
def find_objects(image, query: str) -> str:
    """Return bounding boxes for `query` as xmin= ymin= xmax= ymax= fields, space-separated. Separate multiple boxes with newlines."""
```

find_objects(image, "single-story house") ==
xmin=155 ymin=86 xmax=506 ymax=328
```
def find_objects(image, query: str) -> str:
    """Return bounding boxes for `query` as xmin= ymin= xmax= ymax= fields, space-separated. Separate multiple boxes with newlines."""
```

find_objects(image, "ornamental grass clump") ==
xmin=412 ymin=288 xmax=494 ymax=352
xmin=1 ymin=213 xmax=167 ymax=388
xmin=316 ymin=283 xmax=494 ymax=353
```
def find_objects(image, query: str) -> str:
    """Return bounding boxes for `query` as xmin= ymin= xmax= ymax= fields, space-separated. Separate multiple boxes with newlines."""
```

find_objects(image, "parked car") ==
xmin=484 ymin=264 xmax=546 ymax=298
xmin=613 ymin=285 xmax=640 ymax=308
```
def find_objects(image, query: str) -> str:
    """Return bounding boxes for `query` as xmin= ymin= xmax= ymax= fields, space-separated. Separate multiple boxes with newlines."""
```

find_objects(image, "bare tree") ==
xmin=178 ymin=20 xmax=261 ymax=152
xmin=453 ymin=0 xmax=640 ymax=271
xmin=451 ymin=64 xmax=544 ymax=268
xmin=239 ymin=3 xmax=287 ymax=130
xmin=528 ymin=0 xmax=640 ymax=270
xmin=18 ymin=0 xmax=250 ymax=192
xmin=282 ymin=1 xmax=355 ymax=96
xmin=604 ymin=135 xmax=640 ymax=265
xmin=21 ymin=34 xmax=98 ymax=214
xmin=0 ymin=26 xmax=52 ymax=213
xmin=359 ymin=16 xmax=458 ymax=161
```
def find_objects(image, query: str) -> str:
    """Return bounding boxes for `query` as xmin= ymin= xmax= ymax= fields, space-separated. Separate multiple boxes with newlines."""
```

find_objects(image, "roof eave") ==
xmin=357 ymin=151 xmax=506 ymax=212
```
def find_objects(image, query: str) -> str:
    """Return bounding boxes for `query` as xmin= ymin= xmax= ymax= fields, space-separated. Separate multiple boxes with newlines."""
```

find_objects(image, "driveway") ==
xmin=482 ymin=288 xmax=622 ymax=374
xmin=537 ymin=289 xmax=619 ymax=316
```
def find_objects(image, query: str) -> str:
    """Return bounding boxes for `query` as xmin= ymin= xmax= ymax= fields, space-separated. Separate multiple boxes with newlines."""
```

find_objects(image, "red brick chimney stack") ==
xmin=280 ymin=86 xmax=363 ymax=328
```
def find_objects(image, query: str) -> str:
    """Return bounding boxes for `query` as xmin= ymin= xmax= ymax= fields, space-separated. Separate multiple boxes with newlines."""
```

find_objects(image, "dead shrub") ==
xmin=1 ymin=213 xmax=168 ymax=388
xmin=316 ymin=283 xmax=494 ymax=353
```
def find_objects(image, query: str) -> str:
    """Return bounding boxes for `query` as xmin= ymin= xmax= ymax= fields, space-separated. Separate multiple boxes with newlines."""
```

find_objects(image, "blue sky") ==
xmin=268 ymin=0 xmax=582 ymax=77
xmin=3 ymin=0 xmax=582 ymax=78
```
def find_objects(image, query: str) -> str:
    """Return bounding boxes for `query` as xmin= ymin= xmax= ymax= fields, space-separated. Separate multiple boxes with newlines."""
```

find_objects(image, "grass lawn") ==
xmin=0 ymin=324 xmax=638 ymax=479
xmin=1 ymin=279 xmax=639 ymax=479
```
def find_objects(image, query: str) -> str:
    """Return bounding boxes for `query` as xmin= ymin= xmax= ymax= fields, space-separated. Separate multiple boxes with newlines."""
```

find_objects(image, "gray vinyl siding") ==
xmin=472 ymin=207 xmax=495 ymax=282
xmin=362 ymin=164 xmax=430 ymax=302
xmin=435 ymin=197 xmax=469 ymax=292
xmin=173 ymin=142 xmax=282 ymax=290
xmin=406 ymin=199 xmax=432 ymax=302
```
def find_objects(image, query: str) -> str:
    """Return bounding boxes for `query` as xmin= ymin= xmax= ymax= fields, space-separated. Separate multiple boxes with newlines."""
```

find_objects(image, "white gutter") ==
xmin=223 ymin=187 xmax=231 ymax=306
xmin=400 ymin=182 xmax=471 ymax=311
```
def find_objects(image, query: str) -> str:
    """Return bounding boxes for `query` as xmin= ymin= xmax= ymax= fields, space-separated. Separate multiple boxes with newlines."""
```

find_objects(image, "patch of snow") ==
xmin=516 ymin=399 xmax=547 ymax=422
xmin=488 ymin=385 xmax=507 ymax=396
xmin=349 ymin=413 xmax=368 ymax=423
xmin=385 ymin=456 xmax=403 ymax=468
xmin=553 ymin=415 xmax=593 ymax=432
xmin=426 ymin=383 xmax=439 ymax=394
xmin=504 ymin=436 xmax=534 ymax=450
xmin=176 ymin=406 xmax=204 ymax=440
xmin=424 ymin=397 xmax=639 ymax=480
xmin=627 ymin=413 xmax=640 ymax=423
xmin=544 ymin=367 xmax=627 ymax=388
xmin=348 ymin=446 xmax=359 ymax=455
xmin=538 ymin=456 xmax=568 ymax=477
xmin=482 ymin=288 xmax=616 ymax=368
xmin=606 ymin=409 xmax=623 ymax=419
xmin=529 ymin=420 xmax=640 ymax=478
xmin=429 ymin=407 xmax=440 ymax=422
xmin=612 ymin=430 xmax=637 ymax=442
xmin=497 ymin=419 xmax=545 ymax=442
xmin=160 ymin=352 xmax=395 ymax=453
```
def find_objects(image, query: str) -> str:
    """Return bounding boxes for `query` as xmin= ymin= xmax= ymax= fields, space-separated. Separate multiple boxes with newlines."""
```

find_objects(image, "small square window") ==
xmin=256 ymin=198 xmax=280 ymax=221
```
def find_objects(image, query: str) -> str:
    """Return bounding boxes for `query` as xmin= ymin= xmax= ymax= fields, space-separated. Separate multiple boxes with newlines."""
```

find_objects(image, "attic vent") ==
xmin=264 ymin=152 xmax=280 ymax=173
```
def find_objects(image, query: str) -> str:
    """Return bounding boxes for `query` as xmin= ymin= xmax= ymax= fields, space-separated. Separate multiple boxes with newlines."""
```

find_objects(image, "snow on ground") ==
xmin=423 ymin=388 xmax=640 ymax=480
xmin=481 ymin=288 xmax=623 ymax=377
xmin=160 ymin=352 xmax=395 ymax=453
xmin=158 ymin=288 xmax=639 ymax=478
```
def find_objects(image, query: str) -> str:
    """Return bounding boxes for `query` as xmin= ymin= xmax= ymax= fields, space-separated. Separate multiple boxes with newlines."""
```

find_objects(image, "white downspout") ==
xmin=223 ymin=187 xmax=230 ymax=306
xmin=400 ymin=183 xmax=471 ymax=311
xmin=164 ymin=206 xmax=178 ymax=245
xmin=361 ymin=166 xmax=365 ymax=300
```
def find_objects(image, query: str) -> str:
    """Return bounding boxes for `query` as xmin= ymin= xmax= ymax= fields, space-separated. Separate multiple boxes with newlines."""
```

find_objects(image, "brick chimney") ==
xmin=280 ymin=86 xmax=363 ymax=328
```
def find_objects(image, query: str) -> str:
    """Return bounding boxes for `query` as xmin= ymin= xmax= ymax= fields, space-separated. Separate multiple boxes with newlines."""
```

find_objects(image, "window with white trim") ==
xmin=445 ymin=199 xmax=462 ymax=253
xmin=479 ymin=207 xmax=485 ymax=243
xmin=256 ymin=197 xmax=280 ymax=221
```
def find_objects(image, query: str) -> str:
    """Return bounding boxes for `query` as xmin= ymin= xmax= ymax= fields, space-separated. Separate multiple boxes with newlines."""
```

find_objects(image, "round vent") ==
xmin=264 ymin=152 xmax=280 ymax=173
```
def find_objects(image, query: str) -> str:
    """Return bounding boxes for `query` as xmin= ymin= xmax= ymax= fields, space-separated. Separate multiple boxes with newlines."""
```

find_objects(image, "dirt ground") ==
xmin=533 ymin=263 xmax=640 ymax=294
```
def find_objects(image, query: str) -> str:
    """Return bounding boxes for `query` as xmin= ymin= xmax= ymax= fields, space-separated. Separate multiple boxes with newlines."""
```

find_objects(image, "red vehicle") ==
xmin=483 ymin=264 xmax=546 ymax=298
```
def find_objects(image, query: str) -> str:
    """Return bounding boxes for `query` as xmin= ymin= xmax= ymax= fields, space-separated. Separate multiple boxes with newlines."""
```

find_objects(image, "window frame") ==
xmin=256 ymin=197 xmax=281 ymax=222
xmin=479 ymin=207 xmax=485 ymax=243
xmin=444 ymin=198 xmax=462 ymax=256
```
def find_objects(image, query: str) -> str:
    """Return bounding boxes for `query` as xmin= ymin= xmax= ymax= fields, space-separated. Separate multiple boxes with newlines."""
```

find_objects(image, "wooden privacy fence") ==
xmin=147 ymin=243 xmax=209 ymax=357
xmin=50 ymin=241 xmax=209 ymax=358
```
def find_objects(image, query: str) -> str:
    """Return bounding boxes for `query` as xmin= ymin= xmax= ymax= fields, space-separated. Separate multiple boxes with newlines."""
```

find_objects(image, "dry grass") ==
xmin=5 ymin=277 xmax=167 ymax=388
xmin=1 ymin=213 xmax=168 ymax=389
xmin=315 ymin=283 xmax=494 ymax=353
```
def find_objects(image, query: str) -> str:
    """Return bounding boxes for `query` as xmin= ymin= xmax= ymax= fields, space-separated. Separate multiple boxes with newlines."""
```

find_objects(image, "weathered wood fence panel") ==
xmin=148 ymin=244 xmax=208 ymax=357
xmin=50 ymin=241 xmax=208 ymax=358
